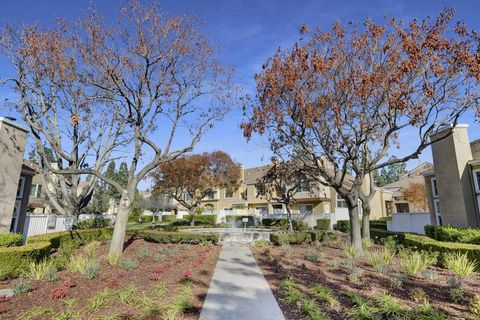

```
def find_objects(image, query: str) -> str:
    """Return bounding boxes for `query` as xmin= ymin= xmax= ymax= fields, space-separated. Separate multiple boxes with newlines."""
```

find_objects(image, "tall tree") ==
xmin=242 ymin=10 xmax=480 ymax=252
xmin=374 ymin=162 xmax=407 ymax=187
xmin=1 ymin=2 xmax=234 ymax=256
xmin=151 ymin=151 xmax=241 ymax=226
xmin=255 ymin=158 xmax=312 ymax=232
xmin=0 ymin=21 xmax=126 ymax=220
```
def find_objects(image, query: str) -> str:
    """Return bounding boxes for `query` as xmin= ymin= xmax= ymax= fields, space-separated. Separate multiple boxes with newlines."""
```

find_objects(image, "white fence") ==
xmin=387 ymin=213 xmax=431 ymax=235
xmin=22 ymin=214 xmax=74 ymax=239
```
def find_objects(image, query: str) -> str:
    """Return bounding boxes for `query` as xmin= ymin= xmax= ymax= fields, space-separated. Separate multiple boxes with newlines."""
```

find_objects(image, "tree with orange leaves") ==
xmin=243 ymin=9 xmax=480 ymax=252
xmin=1 ymin=1 xmax=234 ymax=256
xmin=402 ymin=183 xmax=428 ymax=212
xmin=151 ymin=151 xmax=241 ymax=226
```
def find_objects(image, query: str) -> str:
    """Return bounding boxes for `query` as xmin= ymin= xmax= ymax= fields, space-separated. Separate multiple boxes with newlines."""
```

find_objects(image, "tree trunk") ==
xmin=190 ymin=207 xmax=196 ymax=227
xmin=361 ymin=203 xmax=371 ymax=240
xmin=348 ymin=203 xmax=363 ymax=254
xmin=108 ymin=192 xmax=132 ymax=256
xmin=286 ymin=205 xmax=294 ymax=233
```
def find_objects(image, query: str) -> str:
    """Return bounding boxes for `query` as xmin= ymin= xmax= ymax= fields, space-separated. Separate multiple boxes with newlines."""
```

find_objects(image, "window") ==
xmin=205 ymin=190 xmax=216 ymax=200
xmin=299 ymin=204 xmax=313 ymax=215
xmin=10 ymin=200 xmax=21 ymax=233
xmin=16 ymin=177 xmax=25 ymax=199
xmin=272 ymin=204 xmax=283 ymax=214
xmin=183 ymin=193 xmax=192 ymax=202
xmin=256 ymin=206 xmax=268 ymax=215
xmin=298 ymin=177 xmax=310 ymax=192
xmin=336 ymin=194 xmax=348 ymax=208
xmin=434 ymin=199 xmax=442 ymax=226
xmin=30 ymin=184 xmax=42 ymax=198
xmin=395 ymin=203 xmax=410 ymax=213
xmin=431 ymin=178 xmax=439 ymax=198
xmin=225 ymin=188 xmax=234 ymax=199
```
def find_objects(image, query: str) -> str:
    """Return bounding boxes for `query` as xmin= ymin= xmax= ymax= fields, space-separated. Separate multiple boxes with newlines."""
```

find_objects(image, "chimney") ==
xmin=429 ymin=124 xmax=477 ymax=227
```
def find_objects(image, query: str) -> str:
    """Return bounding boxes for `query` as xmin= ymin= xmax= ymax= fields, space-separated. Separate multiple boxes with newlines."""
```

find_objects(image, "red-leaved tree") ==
xmin=243 ymin=9 xmax=480 ymax=252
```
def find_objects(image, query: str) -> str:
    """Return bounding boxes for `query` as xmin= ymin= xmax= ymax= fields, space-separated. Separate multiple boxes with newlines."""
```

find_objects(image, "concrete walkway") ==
xmin=200 ymin=244 xmax=285 ymax=320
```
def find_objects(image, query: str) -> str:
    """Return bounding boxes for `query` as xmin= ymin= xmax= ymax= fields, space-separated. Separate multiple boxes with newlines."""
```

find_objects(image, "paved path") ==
xmin=200 ymin=244 xmax=285 ymax=320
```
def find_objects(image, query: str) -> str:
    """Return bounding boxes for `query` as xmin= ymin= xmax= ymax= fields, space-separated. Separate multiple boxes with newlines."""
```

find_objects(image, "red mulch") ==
xmin=0 ymin=237 xmax=220 ymax=319
xmin=252 ymin=237 xmax=480 ymax=320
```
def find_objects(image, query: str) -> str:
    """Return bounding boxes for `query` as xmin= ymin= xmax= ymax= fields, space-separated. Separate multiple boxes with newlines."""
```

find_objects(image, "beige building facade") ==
xmin=423 ymin=124 xmax=480 ymax=228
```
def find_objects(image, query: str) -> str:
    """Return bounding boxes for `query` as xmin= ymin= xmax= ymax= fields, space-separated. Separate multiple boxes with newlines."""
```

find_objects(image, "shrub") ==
xmin=425 ymin=225 xmax=480 ymax=244
xmin=366 ymin=248 xmax=388 ymax=273
xmin=107 ymin=252 xmax=121 ymax=266
xmin=139 ymin=215 xmax=154 ymax=223
xmin=161 ymin=215 xmax=177 ymax=223
xmin=310 ymin=284 xmax=339 ymax=310
xmin=0 ymin=233 xmax=23 ymax=247
xmin=0 ymin=240 xmax=51 ymax=280
xmin=389 ymin=272 xmax=408 ymax=290
xmin=398 ymin=249 xmax=438 ymax=276
xmin=138 ymin=247 xmax=151 ymax=260
xmin=63 ymin=278 xmax=77 ymax=288
xmin=187 ymin=214 xmax=217 ymax=226
xmin=409 ymin=287 xmax=427 ymax=302
xmin=270 ymin=232 xmax=311 ymax=245
xmin=119 ymin=258 xmax=138 ymax=271
xmin=306 ymin=247 xmax=321 ymax=262
xmin=444 ymin=252 xmax=477 ymax=278
xmin=83 ymin=261 xmax=101 ymax=279
xmin=139 ymin=231 xmax=219 ymax=244
xmin=316 ymin=219 xmax=330 ymax=230
xmin=253 ymin=239 xmax=270 ymax=247
xmin=77 ymin=216 xmax=112 ymax=229
xmin=25 ymin=259 xmax=57 ymax=280
xmin=51 ymin=288 xmax=67 ymax=299
xmin=470 ymin=294 xmax=480 ymax=317
xmin=83 ymin=241 xmax=101 ymax=259
xmin=369 ymin=220 xmax=388 ymax=230
xmin=335 ymin=220 xmax=350 ymax=233
xmin=374 ymin=292 xmax=404 ymax=318
xmin=12 ymin=278 xmax=32 ymax=295
xmin=344 ymin=244 xmax=359 ymax=267
xmin=225 ymin=215 xmax=255 ymax=227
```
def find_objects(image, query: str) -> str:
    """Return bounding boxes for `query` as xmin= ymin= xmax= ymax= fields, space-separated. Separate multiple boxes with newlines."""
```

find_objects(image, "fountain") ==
xmin=182 ymin=215 xmax=278 ymax=244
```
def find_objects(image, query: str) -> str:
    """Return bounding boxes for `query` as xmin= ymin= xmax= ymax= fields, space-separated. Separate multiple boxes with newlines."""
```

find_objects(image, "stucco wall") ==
xmin=0 ymin=119 xmax=28 ymax=233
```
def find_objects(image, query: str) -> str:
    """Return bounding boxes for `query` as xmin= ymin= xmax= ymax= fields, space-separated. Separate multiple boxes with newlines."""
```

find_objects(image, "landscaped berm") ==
xmin=0 ymin=228 xmax=221 ymax=320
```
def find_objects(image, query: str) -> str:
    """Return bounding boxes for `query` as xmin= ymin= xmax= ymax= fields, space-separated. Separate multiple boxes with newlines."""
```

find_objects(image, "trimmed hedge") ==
xmin=335 ymin=219 xmax=388 ymax=233
xmin=316 ymin=219 xmax=330 ymax=230
xmin=1 ymin=228 xmax=113 ymax=280
xmin=188 ymin=214 xmax=217 ymax=226
xmin=369 ymin=220 xmax=388 ymax=230
xmin=0 ymin=233 xmax=23 ymax=247
xmin=270 ymin=232 xmax=312 ymax=245
xmin=424 ymin=225 xmax=480 ymax=245
xmin=138 ymin=230 xmax=219 ymax=244
xmin=370 ymin=228 xmax=480 ymax=266
xmin=161 ymin=215 xmax=178 ymax=223
xmin=261 ymin=218 xmax=310 ymax=231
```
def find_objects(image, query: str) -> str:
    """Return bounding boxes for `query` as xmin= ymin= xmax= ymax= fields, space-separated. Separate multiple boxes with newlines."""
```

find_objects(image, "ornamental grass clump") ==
xmin=398 ymin=249 xmax=438 ymax=277
xmin=365 ymin=246 xmax=394 ymax=274
xmin=25 ymin=259 xmax=58 ymax=281
xmin=444 ymin=252 xmax=477 ymax=278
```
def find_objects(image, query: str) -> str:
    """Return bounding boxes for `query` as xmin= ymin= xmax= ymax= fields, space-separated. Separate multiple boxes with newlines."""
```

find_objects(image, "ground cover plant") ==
xmin=252 ymin=232 xmax=480 ymax=319
xmin=0 ymin=237 xmax=220 ymax=319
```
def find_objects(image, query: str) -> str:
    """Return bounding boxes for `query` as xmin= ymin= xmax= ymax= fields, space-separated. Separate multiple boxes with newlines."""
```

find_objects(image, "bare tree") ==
xmin=256 ymin=158 xmax=312 ymax=232
xmin=1 ymin=2 xmax=233 ymax=256
xmin=151 ymin=151 xmax=241 ymax=226
xmin=0 ymin=23 xmax=127 ymax=221
xmin=243 ymin=10 xmax=480 ymax=252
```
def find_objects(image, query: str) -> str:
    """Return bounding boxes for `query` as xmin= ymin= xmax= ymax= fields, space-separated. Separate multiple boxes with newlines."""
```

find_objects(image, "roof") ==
xmin=21 ymin=163 xmax=37 ymax=176
xmin=383 ymin=162 xmax=431 ymax=196
xmin=244 ymin=165 xmax=272 ymax=184
xmin=471 ymin=140 xmax=480 ymax=160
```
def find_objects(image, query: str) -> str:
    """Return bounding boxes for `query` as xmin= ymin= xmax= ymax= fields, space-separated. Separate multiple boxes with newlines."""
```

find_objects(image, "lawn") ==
xmin=0 ymin=237 xmax=220 ymax=320
xmin=252 ymin=234 xmax=480 ymax=320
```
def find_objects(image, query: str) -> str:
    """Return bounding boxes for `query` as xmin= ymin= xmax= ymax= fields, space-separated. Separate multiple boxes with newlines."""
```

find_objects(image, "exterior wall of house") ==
xmin=428 ymin=125 xmax=479 ymax=227
xmin=15 ymin=168 xmax=34 ymax=233
xmin=0 ymin=118 xmax=29 ymax=233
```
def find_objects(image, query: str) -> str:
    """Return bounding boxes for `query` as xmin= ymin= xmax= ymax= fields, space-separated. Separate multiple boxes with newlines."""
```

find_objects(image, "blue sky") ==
xmin=1 ymin=0 xmax=480 ymax=178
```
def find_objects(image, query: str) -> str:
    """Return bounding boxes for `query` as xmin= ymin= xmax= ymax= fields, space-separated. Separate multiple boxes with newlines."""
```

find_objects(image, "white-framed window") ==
xmin=30 ymin=184 xmax=42 ymax=198
xmin=472 ymin=170 xmax=480 ymax=223
xmin=272 ymin=204 xmax=283 ymax=214
xmin=299 ymin=204 xmax=313 ymax=215
xmin=10 ymin=200 xmax=21 ymax=233
xmin=298 ymin=177 xmax=310 ymax=192
xmin=225 ymin=188 xmax=234 ymax=199
xmin=431 ymin=178 xmax=439 ymax=198
xmin=16 ymin=177 xmax=25 ymax=199
xmin=183 ymin=193 xmax=192 ymax=202
xmin=223 ymin=207 xmax=233 ymax=211
xmin=256 ymin=206 xmax=269 ymax=215
xmin=336 ymin=194 xmax=348 ymax=208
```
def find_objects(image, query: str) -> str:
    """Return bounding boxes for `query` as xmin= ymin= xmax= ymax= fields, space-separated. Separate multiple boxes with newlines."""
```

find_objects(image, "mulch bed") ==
xmin=0 ymin=237 xmax=221 ymax=319
xmin=252 ymin=236 xmax=480 ymax=320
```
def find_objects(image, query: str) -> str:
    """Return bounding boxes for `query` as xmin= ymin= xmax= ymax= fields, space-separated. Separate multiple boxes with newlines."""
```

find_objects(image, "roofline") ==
xmin=0 ymin=117 xmax=29 ymax=133
xmin=429 ymin=123 xmax=469 ymax=136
